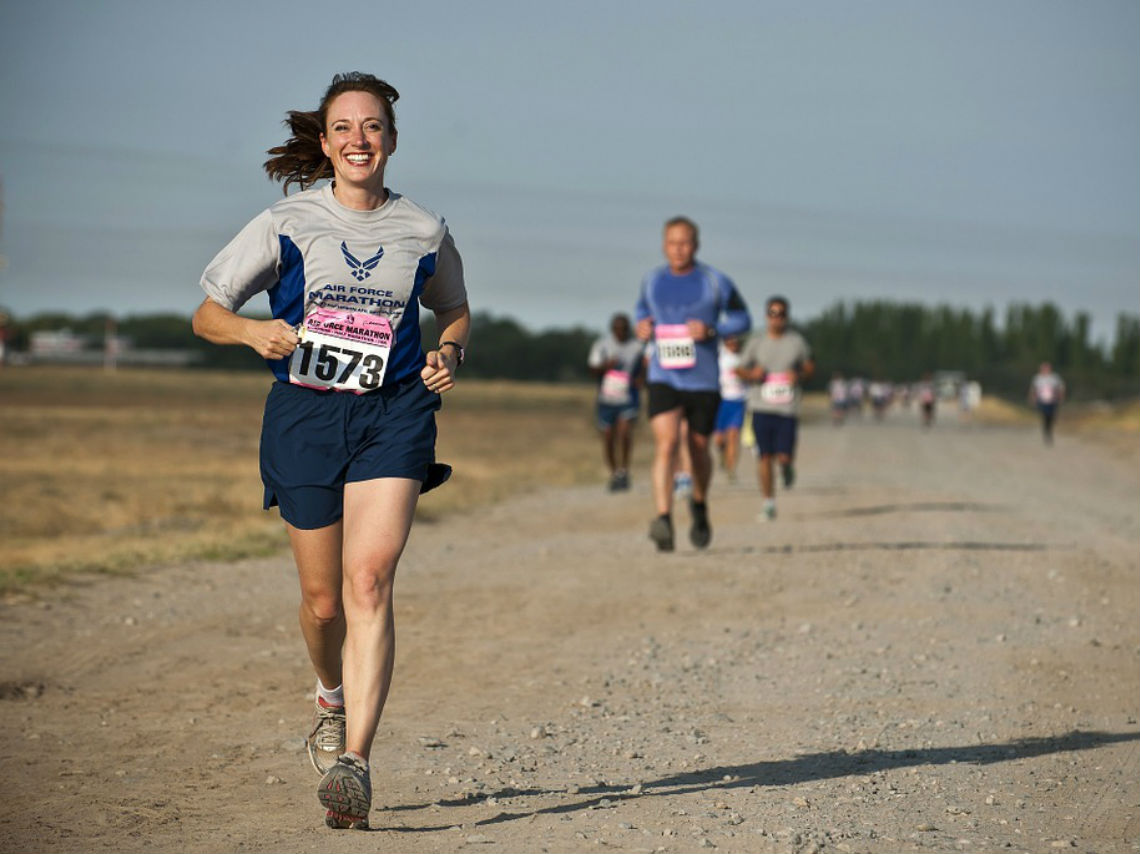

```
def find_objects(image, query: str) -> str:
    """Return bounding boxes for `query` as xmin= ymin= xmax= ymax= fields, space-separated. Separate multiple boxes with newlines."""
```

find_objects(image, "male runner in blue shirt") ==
xmin=635 ymin=216 xmax=752 ymax=551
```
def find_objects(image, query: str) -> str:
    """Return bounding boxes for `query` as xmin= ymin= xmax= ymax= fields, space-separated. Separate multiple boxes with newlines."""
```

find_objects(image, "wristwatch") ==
xmin=439 ymin=340 xmax=465 ymax=366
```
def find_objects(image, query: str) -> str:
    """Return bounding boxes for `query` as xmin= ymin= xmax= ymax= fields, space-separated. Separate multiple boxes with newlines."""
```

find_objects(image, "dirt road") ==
xmin=2 ymin=408 xmax=1137 ymax=853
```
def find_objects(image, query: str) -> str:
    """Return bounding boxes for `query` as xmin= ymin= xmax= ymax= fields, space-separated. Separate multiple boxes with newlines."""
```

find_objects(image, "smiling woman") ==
xmin=263 ymin=73 xmax=400 ymax=196
xmin=189 ymin=71 xmax=471 ymax=831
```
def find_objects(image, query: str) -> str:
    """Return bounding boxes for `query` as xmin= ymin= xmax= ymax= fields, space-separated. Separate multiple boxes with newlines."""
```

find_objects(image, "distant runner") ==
xmin=738 ymin=296 xmax=814 ymax=521
xmin=713 ymin=335 xmax=748 ymax=482
xmin=848 ymin=376 xmax=866 ymax=417
xmin=869 ymin=379 xmax=892 ymax=421
xmin=1028 ymin=362 xmax=1065 ymax=445
xmin=587 ymin=313 xmax=645 ymax=491
xmin=917 ymin=373 xmax=936 ymax=428
xmin=828 ymin=371 xmax=849 ymax=426
xmin=635 ymin=216 xmax=752 ymax=551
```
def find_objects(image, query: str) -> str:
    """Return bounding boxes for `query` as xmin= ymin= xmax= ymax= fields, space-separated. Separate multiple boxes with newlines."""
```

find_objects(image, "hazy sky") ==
xmin=1 ymin=0 xmax=1137 ymax=344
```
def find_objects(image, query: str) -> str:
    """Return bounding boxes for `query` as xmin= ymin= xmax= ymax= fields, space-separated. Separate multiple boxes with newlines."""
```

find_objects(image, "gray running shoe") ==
xmin=306 ymin=700 xmax=346 ymax=775
xmin=318 ymin=752 xmax=372 ymax=830
xmin=649 ymin=516 xmax=674 ymax=552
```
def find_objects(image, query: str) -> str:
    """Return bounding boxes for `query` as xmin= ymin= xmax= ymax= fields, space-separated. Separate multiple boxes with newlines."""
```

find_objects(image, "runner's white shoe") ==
xmin=673 ymin=472 xmax=692 ymax=498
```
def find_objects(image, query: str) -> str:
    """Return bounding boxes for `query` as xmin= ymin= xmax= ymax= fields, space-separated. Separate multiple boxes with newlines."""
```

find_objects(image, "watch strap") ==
xmin=439 ymin=340 xmax=465 ymax=366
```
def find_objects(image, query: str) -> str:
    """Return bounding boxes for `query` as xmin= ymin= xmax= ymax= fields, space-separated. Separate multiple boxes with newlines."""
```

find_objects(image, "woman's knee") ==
xmin=343 ymin=557 xmax=398 ymax=610
xmin=300 ymin=587 xmax=342 ymax=626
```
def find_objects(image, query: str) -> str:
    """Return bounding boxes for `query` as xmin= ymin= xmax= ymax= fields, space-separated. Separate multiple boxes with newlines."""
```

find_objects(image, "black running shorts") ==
xmin=647 ymin=383 xmax=721 ymax=436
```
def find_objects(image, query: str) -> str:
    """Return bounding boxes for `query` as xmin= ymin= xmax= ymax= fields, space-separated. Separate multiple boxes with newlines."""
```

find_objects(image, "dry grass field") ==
xmin=0 ymin=367 xmax=625 ymax=595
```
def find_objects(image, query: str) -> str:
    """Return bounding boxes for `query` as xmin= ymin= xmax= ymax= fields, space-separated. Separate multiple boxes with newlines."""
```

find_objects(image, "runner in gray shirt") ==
xmin=587 ymin=313 xmax=646 ymax=491
xmin=738 ymin=296 xmax=814 ymax=521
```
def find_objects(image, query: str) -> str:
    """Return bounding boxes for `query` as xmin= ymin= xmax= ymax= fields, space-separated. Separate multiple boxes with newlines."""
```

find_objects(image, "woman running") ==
xmin=192 ymin=72 xmax=470 ymax=830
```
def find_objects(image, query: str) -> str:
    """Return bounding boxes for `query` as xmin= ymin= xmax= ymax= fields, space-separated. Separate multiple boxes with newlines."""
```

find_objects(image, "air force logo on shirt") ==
xmin=341 ymin=241 xmax=384 ymax=282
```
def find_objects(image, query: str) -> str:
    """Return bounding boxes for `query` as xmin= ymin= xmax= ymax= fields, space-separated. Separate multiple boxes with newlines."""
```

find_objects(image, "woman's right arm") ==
xmin=191 ymin=298 xmax=299 ymax=360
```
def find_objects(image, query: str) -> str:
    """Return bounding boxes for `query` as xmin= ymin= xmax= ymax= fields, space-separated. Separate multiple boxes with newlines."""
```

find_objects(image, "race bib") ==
xmin=655 ymin=324 xmax=696 ymax=370
xmin=760 ymin=370 xmax=796 ymax=405
xmin=1036 ymin=384 xmax=1055 ymax=404
xmin=289 ymin=307 xmax=392 ymax=393
xmin=599 ymin=369 xmax=633 ymax=405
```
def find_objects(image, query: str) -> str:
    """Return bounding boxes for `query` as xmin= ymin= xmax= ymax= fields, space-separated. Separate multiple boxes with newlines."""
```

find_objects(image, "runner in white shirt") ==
xmin=828 ymin=372 xmax=849 ymax=426
xmin=848 ymin=376 xmax=866 ymax=418
xmin=193 ymin=73 xmax=470 ymax=831
xmin=713 ymin=335 xmax=747 ymax=482
xmin=869 ymin=380 xmax=892 ymax=421
xmin=1028 ymin=362 xmax=1066 ymax=445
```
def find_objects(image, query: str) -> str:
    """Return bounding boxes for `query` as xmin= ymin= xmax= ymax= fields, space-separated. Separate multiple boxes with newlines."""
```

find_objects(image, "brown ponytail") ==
xmin=263 ymin=72 xmax=400 ymax=194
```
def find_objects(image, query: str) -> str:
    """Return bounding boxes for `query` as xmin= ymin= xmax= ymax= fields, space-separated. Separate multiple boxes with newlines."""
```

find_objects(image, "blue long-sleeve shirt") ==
xmin=635 ymin=263 xmax=752 ymax=391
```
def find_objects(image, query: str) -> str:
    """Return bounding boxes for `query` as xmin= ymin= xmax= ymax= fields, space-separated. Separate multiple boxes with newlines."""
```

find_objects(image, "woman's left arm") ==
xmin=422 ymin=301 xmax=471 ymax=394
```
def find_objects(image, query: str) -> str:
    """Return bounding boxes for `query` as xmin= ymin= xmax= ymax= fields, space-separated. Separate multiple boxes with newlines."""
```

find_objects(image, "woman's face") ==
xmin=320 ymin=90 xmax=396 ymax=194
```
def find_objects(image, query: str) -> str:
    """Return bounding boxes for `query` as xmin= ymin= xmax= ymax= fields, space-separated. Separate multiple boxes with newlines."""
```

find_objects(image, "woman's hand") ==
xmin=421 ymin=348 xmax=458 ymax=394
xmin=245 ymin=319 xmax=300 ymax=360
xmin=192 ymin=298 xmax=298 ymax=359
xmin=426 ymin=302 xmax=470 ymax=395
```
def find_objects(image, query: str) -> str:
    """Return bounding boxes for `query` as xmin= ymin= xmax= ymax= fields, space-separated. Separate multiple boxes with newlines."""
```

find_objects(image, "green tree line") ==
xmin=4 ymin=302 xmax=1137 ymax=400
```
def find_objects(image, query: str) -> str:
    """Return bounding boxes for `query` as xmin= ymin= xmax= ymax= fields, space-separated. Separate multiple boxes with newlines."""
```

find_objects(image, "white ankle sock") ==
xmin=317 ymin=680 xmax=344 ymax=707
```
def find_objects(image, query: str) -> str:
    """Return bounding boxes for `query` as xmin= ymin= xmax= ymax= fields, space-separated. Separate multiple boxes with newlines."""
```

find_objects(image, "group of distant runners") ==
xmin=823 ymin=367 xmax=1063 ymax=440
xmin=588 ymin=216 xmax=815 ymax=547
xmin=588 ymin=217 xmax=1070 ymax=548
xmin=826 ymin=372 xmax=946 ymax=427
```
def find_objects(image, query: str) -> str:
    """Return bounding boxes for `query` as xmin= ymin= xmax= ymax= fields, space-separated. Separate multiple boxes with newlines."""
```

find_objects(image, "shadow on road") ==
xmin=380 ymin=728 xmax=1140 ymax=831
xmin=698 ymin=540 xmax=1062 ymax=556
xmin=818 ymin=501 xmax=1007 ymax=517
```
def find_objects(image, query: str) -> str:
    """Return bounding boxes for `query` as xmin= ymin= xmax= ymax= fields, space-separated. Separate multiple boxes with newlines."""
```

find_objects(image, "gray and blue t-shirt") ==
xmin=200 ymin=184 xmax=467 ymax=386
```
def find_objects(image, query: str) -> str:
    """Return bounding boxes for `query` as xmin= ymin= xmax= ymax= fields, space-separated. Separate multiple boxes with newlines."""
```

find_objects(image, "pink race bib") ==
xmin=599 ymin=369 xmax=633 ymax=405
xmin=760 ymin=371 xmax=795 ymax=405
xmin=655 ymin=324 xmax=696 ymax=370
xmin=289 ymin=307 xmax=393 ymax=393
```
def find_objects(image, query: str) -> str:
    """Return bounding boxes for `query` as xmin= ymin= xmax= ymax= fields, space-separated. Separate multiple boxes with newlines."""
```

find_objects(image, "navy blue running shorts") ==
xmin=260 ymin=376 xmax=450 ymax=530
xmin=596 ymin=400 xmax=640 ymax=429
xmin=751 ymin=411 xmax=798 ymax=457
